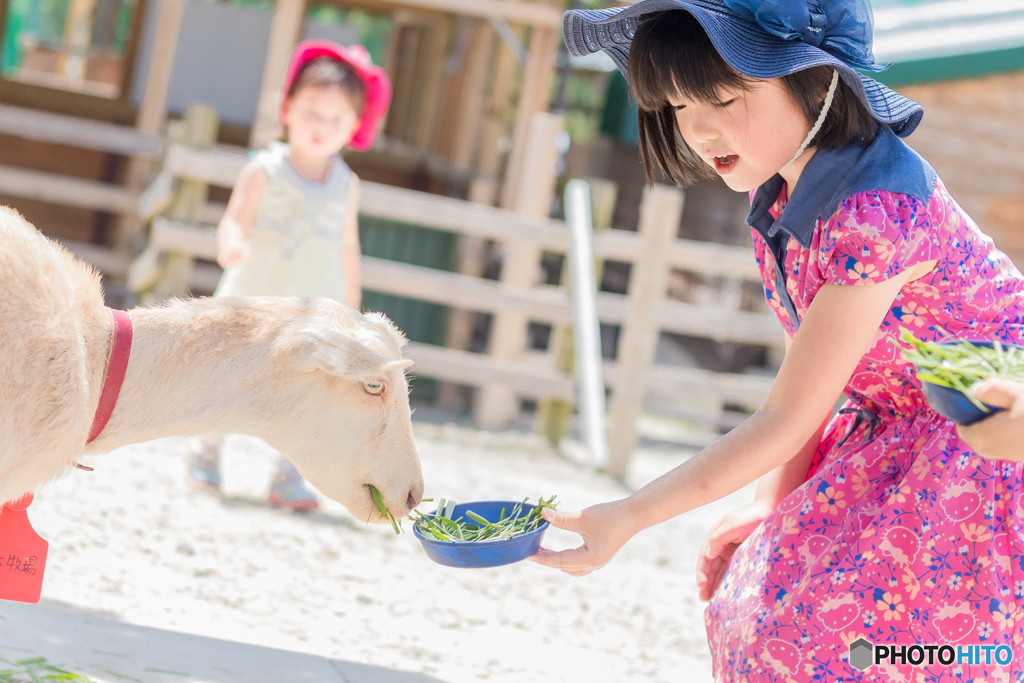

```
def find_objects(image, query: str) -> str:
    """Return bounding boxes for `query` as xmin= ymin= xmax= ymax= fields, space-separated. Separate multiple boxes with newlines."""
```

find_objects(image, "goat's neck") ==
xmin=84 ymin=300 xmax=287 ymax=454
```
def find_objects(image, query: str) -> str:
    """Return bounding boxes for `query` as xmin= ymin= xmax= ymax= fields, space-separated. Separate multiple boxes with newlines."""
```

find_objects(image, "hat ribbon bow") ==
xmin=722 ymin=0 xmax=886 ymax=72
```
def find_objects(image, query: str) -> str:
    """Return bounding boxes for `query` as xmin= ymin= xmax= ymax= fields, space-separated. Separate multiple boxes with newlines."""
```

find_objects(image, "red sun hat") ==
xmin=279 ymin=40 xmax=392 ymax=152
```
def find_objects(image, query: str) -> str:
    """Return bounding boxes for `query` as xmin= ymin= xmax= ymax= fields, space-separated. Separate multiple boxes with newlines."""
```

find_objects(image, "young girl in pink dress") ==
xmin=535 ymin=1 xmax=1024 ymax=680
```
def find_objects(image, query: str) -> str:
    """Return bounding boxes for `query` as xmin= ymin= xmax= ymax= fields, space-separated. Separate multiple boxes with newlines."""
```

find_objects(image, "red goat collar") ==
xmin=86 ymin=308 xmax=133 ymax=444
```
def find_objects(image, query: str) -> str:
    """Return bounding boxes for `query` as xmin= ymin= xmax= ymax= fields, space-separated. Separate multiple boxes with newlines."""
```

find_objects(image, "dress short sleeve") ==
xmin=251 ymin=141 xmax=288 ymax=179
xmin=819 ymin=190 xmax=942 ymax=286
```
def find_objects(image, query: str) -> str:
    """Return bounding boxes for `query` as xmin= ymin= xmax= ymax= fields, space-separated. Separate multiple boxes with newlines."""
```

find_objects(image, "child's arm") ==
xmin=694 ymin=368 xmax=828 ymax=601
xmin=531 ymin=267 xmax=923 ymax=576
xmin=751 ymin=332 xmax=824 ymax=508
xmin=217 ymin=161 xmax=268 ymax=268
xmin=957 ymin=379 xmax=1024 ymax=461
xmin=341 ymin=174 xmax=362 ymax=310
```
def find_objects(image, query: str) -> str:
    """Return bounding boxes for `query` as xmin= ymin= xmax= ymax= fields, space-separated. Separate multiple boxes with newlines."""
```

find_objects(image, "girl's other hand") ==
xmin=697 ymin=499 xmax=773 ymax=602
xmin=529 ymin=500 xmax=639 ymax=576
xmin=217 ymin=239 xmax=250 ymax=269
xmin=957 ymin=378 xmax=1024 ymax=462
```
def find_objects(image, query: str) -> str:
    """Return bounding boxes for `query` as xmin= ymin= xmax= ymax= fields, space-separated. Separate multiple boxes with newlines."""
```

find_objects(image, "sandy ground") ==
xmin=27 ymin=418 xmax=753 ymax=683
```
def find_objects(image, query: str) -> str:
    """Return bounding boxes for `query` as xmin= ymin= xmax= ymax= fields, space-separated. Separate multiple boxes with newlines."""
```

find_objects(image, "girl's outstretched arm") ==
xmin=695 ymin=409 xmax=828 ymax=601
xmin=341 ymin=174 xmax=362 ymax=310
xmin=216 ymin=161 xmax=268 ymax=268
xmin=751 ymin=332 xmax=825 ymax=509
xmin=694 ymin=332 xmax=824 ymax=600
xmin=531 ymin=266 xmax=924 ymax=576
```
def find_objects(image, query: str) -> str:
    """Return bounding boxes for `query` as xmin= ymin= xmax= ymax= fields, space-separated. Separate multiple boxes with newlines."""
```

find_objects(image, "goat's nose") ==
xmin=407 ymin=489 xmax=421 ymax=511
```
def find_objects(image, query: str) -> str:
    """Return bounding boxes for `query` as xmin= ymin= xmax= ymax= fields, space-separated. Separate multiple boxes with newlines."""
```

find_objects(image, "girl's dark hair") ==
xmin=288 ymin=56 xmax=367 ymax=114
xmin=628 ymin=11 xmax=878 ymax=185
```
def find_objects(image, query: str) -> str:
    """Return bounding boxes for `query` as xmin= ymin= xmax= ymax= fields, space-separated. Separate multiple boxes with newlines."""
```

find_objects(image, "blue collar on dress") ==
xmin=745 ymin=126 xmax=938 ymax=249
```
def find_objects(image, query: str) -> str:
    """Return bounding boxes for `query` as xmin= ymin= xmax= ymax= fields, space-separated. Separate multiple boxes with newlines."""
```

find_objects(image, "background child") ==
xmin=188 ymin=41 xmax=391 ymax=512
xmin=535 ymin=1 xmax=1024 ymax=679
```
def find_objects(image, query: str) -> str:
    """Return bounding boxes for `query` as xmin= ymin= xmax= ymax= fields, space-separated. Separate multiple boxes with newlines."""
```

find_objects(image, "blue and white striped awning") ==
xmin=873 ymin=0 xmax=1024 ymax=64
xmin=567 ymin=1 xmax=1024 ymax=77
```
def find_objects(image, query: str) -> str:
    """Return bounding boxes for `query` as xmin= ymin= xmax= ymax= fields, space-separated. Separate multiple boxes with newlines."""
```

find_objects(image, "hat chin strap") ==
xmin=781 ymin=68 xmax=840 ymax=171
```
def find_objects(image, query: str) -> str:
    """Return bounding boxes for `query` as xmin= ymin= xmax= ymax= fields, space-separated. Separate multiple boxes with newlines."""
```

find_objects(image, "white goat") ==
xmin=0 ymin=207 xmax=423 ymax=522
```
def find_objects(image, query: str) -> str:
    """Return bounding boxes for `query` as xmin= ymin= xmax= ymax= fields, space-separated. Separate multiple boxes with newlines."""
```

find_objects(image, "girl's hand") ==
xmin=217 ymin=238 xmax=250 ymax=269
xmin=215 ymin=162 xmax=266 ymax=269
xmin=529 ymin=500 xmax=639 ymax=576
xmin=957 ymin=378 xmax=1024 ymax=462
xmin=696 ymin=499 xmax=773 ymax=602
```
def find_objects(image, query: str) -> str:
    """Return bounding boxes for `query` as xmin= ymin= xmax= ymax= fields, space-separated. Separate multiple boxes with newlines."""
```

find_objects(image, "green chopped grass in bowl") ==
xmin=895 ymin=329 xmax=1024 ymax=412
xmin=410 ymin=496 xmax=558 ymax=543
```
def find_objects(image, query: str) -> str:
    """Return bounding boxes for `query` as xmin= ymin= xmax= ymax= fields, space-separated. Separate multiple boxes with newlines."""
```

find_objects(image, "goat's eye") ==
xmin=363 ymin=381 xmax=384 ymax=395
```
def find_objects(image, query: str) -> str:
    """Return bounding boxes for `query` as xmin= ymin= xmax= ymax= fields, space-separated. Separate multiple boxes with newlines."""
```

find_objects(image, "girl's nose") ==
xmin=688 ymin=114 xmax=719 ymax=145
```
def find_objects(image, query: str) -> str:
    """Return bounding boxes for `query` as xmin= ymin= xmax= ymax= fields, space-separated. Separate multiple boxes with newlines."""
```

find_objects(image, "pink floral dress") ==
xmin=705 ymin=127 xmax=1024 ymax=682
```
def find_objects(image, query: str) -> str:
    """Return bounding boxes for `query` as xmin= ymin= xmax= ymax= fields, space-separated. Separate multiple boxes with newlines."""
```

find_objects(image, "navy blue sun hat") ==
xmin=563 ymin=0 xmax=923 ymax=138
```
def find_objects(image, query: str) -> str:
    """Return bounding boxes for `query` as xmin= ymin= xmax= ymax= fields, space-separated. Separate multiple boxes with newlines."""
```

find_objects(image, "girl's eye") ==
xmin=714 ymin=98 xmax=736 ymax=109
xmin=673 ymin=103 xmax=686 ymax=111
xmin=364 ymin=381 xmax=384 ymax=395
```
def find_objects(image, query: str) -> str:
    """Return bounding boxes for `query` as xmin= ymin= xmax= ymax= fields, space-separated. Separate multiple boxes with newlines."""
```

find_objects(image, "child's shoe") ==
xmin=267 ymin=460 xmax=319 ymax=512
xmin=187 ymin=439 xmax=222 ymax=490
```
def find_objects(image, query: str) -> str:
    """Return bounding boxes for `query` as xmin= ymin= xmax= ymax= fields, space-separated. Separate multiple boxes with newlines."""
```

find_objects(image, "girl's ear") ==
xmin=280 ymin=96 xmax=293 ymax=128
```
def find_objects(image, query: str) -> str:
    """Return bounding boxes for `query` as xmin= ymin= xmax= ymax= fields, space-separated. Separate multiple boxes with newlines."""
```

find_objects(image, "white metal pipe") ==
xmin=564 ymin=179 xmax=609 ymax=468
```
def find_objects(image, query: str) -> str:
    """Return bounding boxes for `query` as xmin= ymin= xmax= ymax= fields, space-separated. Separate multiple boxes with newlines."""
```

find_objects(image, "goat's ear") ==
xmin=298 ymin=325 xmax=413 ymax=377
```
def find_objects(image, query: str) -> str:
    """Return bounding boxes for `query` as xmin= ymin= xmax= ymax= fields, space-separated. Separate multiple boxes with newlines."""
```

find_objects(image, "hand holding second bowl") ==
xmin=957 ymin=377 xmax=1024 ymax=461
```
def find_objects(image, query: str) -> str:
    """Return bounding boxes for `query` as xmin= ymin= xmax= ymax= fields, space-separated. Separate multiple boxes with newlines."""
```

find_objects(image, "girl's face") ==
xmin=670 ymin=78 xmax=812 ymax=192
xmin=282 ymin=84 xmax=361 ymax=158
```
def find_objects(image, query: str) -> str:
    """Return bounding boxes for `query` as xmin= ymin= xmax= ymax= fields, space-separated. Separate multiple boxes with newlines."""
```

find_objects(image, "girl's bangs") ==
xmin=628 ymin=11 xmax=747 ymax=112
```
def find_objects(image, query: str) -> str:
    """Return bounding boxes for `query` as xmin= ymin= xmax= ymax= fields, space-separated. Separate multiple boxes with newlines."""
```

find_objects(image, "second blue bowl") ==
xmin=920 ymin=381 xmax=1000 ymax=426
xmin=412 ymin=501 xmax=548 ymax=568
xmin=917 ymin=341 xmax=1017 ymax=425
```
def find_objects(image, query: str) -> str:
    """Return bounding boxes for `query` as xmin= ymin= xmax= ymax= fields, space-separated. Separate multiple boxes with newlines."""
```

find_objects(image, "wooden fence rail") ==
xmin=0 ymin=103 xmax=162 ymax=158
xmin=148 ymin=217 xmax=780 ymax=345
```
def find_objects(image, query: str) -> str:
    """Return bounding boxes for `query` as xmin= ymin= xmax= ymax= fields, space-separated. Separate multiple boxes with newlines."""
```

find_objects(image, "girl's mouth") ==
xmin=713 ymin=155 xmax=738 ymax=175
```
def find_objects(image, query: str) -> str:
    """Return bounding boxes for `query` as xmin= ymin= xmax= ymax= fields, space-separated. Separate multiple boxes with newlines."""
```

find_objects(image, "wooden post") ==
xmin=138 ymin=105 xmax=220 ymax=304
xmin=115 ymin=0 xmax=186 ymax=252
xmin=473 ymin=112 xmax=563 ymax=429
xmin=414 ymin=15 xmax=454 ymax=152
xmin=536 ymin=177 xmax=617 ymax=445
xmin=500 ymin=16 xmax=560 ymax=210
xmin=382 ymin=11 xmax=407 ymax=83
xmin=59 ymin=0 xmax=98 ymax=88
xmin=436 ymin=177 xmax=494 ymax=411
xmin=449 ymin=21 xmax=494 ymax=168
xmin=477 ymin=28 xmax=519 ymax=178
xmin=385 ymin=18 xmax=420 ymax=142
xmin=384 ymin=11 xmax=449 ymax=147
xmin=250 ymin=0 xmax=307 ymax=150
xmin=605 ymin=184 xmax=685 ymax=478
xmin=512 ymin=112 xmax=563 ymax=215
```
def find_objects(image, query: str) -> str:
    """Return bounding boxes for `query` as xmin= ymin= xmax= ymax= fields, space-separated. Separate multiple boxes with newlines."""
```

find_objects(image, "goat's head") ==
xmin=267 ymin=299 xmax=423 ymax=524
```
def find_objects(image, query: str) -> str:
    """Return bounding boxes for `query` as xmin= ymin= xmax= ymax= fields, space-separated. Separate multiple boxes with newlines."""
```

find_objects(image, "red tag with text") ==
xmin=0 ymin=494 xmax=46 ymax=603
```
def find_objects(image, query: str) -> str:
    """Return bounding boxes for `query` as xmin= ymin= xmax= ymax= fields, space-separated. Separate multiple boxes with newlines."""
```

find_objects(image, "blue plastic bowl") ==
xmin=920 ymin=381 xmax=1000 ymax=426
xmin=917 ymin=341 xmax=1018 ymax=425
xmin=412 ymin=501 xmax=549 ymax=569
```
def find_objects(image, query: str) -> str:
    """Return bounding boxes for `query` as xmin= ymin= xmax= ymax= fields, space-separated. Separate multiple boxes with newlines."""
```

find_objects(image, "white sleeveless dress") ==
xmin=214 ymin=141 xmax=352 ymax=302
